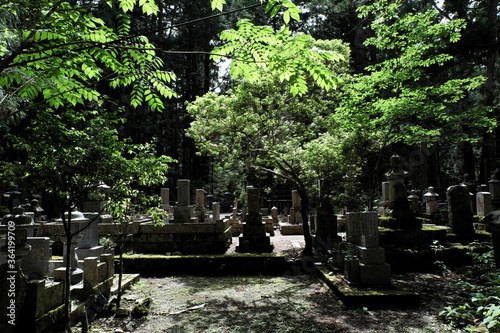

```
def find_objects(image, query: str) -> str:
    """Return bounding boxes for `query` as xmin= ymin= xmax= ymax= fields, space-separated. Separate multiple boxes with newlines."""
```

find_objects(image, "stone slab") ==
xmin=359 ymin=262 xmax=391 ymax=286
xmin=315 ymin=265 xmax=418 ymax=307
xmin=356 ymin=246 xmax=386 ymax=265
xmin=279 ymin=223 xmax=304 ymax=235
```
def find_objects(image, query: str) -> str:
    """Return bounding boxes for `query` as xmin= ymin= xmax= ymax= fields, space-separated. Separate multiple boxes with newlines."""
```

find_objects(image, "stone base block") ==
xmin=356 ymin=246 xmax=386 ymax=265
xmin=359 ymin=262 xmax=391 ymax=286
xmin=77 ymin=245 xmax=105 ymax=260
xmin=279 ymin=223 xmax=304 ymax=235
xmin=344 ymin=256 xmax=360 ymax=283
xmin=235 ymin=236 xmax=273 ymax=253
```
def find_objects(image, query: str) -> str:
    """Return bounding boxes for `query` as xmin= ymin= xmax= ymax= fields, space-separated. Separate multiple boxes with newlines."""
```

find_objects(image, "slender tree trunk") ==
xmin=116 ymin=241 xmax=123 ymax=309
xmin=296 ymin=186 xmax=313 ymax=256
xmin=63 ymin=219 xmax=72 ymax=333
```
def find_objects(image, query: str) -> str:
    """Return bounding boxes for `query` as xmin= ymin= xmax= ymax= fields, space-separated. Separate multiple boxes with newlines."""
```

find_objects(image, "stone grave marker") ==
xmin=489 ymin=175 xmax=500 ymax=209
xmin=383 ymin=154 xmax=420 ymax=229
xmin=212 ymin=202 xmax=221 ymax=222
xmin=21 ymin=237 xmax=51 ymax=280
xmin=476 ymin=192 xmax=492 ymax=217
xmin=161 ymin=188 xmax=171 ymax=213
xmin=346 ymin=212 xmax=362 ymax=245
xmin=173 ymin=179 xmax=196 ymax=223
xmin=236 ymin=187 xmax=273 ymax=253
xmin=447 ymin=185 xmax=475 ymax=234
xmin=345 ymin=211 xmax=391 ymax=286
xmin=195 ymin=189 xmax=206 ymax=222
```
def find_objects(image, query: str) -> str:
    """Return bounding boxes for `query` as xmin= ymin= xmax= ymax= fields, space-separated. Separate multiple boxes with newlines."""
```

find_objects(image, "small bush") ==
xmin=439 ymin=251 xmax=500 ymax=332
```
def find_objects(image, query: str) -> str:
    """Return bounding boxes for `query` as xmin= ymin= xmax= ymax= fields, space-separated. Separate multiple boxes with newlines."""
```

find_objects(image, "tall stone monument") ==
xmin=288 ymin=190 xmax=303 ymax=224
xmin=383 ymin=154 xmax=421 ymax=229
xmin=173 ymin=179 xmax=197 ymax=223
xmin=235 ymin=187 xmax=273 ymax=253
xmin=195 ymin=189 xmax=206 ymax=223
xmin=161 ymin=188 xmax=171 ymax=213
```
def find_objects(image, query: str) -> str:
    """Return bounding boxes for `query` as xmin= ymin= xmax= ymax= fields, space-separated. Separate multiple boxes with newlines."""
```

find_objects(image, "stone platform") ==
xmin=315 ymin=265 xmax=419 ymax=307
xmin=279 ymin=223 xmax=304 ymax=235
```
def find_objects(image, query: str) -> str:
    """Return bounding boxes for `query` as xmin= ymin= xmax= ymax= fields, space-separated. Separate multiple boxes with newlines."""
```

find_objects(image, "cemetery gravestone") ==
xmin=476 ymin=192 xmax=492 ymax=217
xmin=346 ymin=212 xmax=362 ymax=245
xmin=447 ymin=185 xmax=475 ymax=235
xmin=383 ymin=155 xmax=420 ymax=229
xmin=235 ymin=187 xmax=273 ymax=253
xmin=212 ymin=202 xmax=221 ymax=222
xmin=22 ymin=237 xmax=51 ymax=280
xmin=161 ymin=188 xmax=171 ymax=213
xmin=173 ymin=180 xmax=196 ymax=223
xmin=345 ymin=211 xmax=391 ymax=286
xmin=195 ymin=189 xmax=206 ymax=223
xmin=489 ymin=175 xmax=500 ymax=209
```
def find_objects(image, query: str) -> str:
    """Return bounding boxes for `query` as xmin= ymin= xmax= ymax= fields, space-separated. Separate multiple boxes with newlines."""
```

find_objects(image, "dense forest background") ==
xmin=0 ymin=0 xmax=499 ymax=209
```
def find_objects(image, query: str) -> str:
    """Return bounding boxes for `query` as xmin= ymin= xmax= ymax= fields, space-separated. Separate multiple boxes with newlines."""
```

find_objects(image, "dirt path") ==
xmin=86 ymin=272 xmax=464 ymax=333
xmin=80 ymin=231 xmax=474 ymax=332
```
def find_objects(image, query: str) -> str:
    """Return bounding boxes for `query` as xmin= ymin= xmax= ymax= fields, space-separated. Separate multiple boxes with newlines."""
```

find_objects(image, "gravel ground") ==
xmin=79 ymin=230 xmax=469 ymax=333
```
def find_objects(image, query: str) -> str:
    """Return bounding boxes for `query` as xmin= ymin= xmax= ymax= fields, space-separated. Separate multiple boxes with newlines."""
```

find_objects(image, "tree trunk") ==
xmin=296 ymin=186 xmax=313 ymax=256
xmin=480 ymin=0 xmax=498 ymax=182
xmin=63 ymin=219 xmax=72 ymax=333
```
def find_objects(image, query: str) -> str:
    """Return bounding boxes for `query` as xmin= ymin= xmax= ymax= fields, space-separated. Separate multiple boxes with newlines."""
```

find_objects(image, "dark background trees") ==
xmin=1 ymin=0 xmax=499 ymax=210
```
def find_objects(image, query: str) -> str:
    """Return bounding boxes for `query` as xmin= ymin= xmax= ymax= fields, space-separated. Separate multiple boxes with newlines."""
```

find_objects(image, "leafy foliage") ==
xmin=188 ymin=38 xmax=350 ymax=187
xmin=439 ymin=251 xmax=500 ymax=332
xmin=0 ymin=0 xmax=175 ymax=117
xmin=211 ymin=1 xmax=345 ymax=96
xmin=335 ymin=0 xmax=493 ymax=146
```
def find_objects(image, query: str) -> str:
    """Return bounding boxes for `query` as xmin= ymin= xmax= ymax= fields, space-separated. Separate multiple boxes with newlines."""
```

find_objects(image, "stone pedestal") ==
xmin=236 ymin=187 xmax=273 ymax=253
xmin=57 ymin=210 xmax=89 ymax=284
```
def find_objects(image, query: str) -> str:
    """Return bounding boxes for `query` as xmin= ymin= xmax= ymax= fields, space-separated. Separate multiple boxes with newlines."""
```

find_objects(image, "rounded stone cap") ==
xmin=1 ymin=206 xmax=34 ymax=226
xmin=62 ymin=210 xmax=88 ymax=222
xmin=424 ymin=186 xmax=439 ymax=197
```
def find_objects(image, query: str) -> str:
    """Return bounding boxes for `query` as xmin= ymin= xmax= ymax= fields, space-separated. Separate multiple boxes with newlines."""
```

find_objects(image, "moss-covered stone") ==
xmin=121 ymin=253 xmax=290 ymax=276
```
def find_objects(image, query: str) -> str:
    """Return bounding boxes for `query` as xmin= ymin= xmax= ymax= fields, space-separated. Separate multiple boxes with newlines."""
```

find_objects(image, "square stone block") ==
xmin=359 ymin=263 xmax=391 ymax=286
xmin=356 ymin=246 xmax=386 ymax=265
xmin=344 ymin=256 xmax=360 ymax=283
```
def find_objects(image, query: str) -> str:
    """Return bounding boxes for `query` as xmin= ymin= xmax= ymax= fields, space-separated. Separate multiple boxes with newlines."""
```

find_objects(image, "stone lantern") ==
xmin=56 ymin=209 xmax=88 ymax=284
xmin=0 ymin=207 xmax=35 ymax=327
xmin=384 ymin=154 xmax=420 ymax=229
xmin=0 ymin=206 xmax=35 ymax=273
xmin=424 ymin=187 xmax=440 ymax=214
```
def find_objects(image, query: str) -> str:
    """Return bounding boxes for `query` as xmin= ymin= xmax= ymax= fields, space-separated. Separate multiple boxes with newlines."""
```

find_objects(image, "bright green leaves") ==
xmin=112 ymin=0 xmax=159 ymax=15
xmin=211 ymin=0 xmax=302 ymax=23
xmin=1 ymin=1 xmax=174 ymax=115
xmin=265 ymin=1 xmax=302 ymax=23
xmin=335 ymin=0 xmax=489 ymax=146
xmin=213 ymin=21 xmax=345 ymax=96
xmin=211 ymin=0 xmax=226 ymax=12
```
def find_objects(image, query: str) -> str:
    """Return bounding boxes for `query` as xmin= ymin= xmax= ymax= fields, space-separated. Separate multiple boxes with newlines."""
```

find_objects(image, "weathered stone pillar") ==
xmin=476 ymin=192 xmax=492 ymax=217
